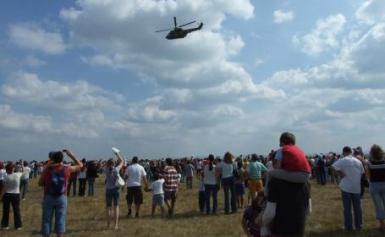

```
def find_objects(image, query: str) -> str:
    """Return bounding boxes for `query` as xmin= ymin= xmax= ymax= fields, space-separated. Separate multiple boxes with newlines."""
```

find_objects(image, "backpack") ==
xmin=48 ymin=167 xmax=66 ymax=196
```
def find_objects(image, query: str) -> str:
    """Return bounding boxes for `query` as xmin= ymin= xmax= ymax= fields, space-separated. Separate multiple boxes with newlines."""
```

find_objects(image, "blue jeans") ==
xmin=204 ymin=184 xmax=218 ymax=214
xmin=88 ymin=178 xmax=95 ymax=196
xmin=369 ymin=181 xmax=385 ymax=220
xmin=41 ymin=195 xmax=67 ymax=236
xmin=222 ymin=177 xmax=237 ymax=213
xmin=341 ymin=191 xmax=362 ymax=230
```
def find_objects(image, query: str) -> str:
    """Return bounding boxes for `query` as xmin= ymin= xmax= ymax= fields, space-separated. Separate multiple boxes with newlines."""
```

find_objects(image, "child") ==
xmin=198 ymin=178 xmax=205 ymax=213
xmin=265 ymin=133 xmax=311 ymax=196
xmin=147 ymin=173 xmax=165 ymax=217
xmin=242 ymin=192 xmax=267 ymax=237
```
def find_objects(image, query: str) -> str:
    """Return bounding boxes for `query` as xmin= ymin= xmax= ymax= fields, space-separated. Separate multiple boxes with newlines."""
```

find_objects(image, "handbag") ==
xmin=115 ymin=173 xmax=125 ymax=187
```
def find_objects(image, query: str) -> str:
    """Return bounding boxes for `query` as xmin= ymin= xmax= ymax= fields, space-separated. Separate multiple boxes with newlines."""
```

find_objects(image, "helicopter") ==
xmin=156 ymin=17 xmax=203 ymax=40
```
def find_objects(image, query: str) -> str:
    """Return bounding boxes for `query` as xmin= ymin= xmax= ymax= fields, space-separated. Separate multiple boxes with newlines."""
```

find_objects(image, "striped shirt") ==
xmin=368 ymin=160 xmax=385 ymax=182
xmin=163 ymin=166 xmax=179 ymax=192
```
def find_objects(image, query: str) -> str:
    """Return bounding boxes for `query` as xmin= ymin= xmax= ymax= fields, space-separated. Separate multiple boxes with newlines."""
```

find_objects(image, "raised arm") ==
xmin=114 ymin=151 xmax=125 ymax=170
xmin=63 ymin=149 xmax=83 ymax=173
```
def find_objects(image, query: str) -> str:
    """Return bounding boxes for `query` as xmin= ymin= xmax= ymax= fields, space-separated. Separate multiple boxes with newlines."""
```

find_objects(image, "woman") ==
xmin=235 ymin=160 xmax=246 ymax=209
xmin=39 ymin=150 xmax=82 ymax=237
xmin=220 ymin=152 xmax=237 ymax=214
xmin=367 ymin=144 xmax=385 ymax=230
xmin=1 ymin=162 xmax=22 ymax=230
xmin=203 ymin=154 xmax=218 ymax=214
xmin=105 ymin=149 xmax=124 ymax=229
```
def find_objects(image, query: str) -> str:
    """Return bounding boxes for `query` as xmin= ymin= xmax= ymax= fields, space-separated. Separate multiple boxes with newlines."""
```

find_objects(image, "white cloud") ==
xmin=273 ymin=10 xmax=294 ymax=24
xmin=23 ymin=55 xmax=47 ymax=67
xmin=255 ymin=58 xmax=264 ymax=67
xmin=293 ymin=14 xmax=346 ymax=55
xmin=0 ymin=104 xmax=52 ymax=133
xmin=8 ymin=23 xmax=66 ymax=54
xmin=355 ymin=0 xmax=385 ymax=24
xmin=2 ymin=72 xmax=122 ymax=112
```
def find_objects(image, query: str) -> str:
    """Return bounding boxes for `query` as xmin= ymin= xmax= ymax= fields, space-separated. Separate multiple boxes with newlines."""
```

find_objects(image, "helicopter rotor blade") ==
xmin=174 ymin=17 xmax=177 ymax=28
xmin=178 ymin=21 xmax=196 ymax=28
xmin=155 ymin=28 xmax=172 ymax=32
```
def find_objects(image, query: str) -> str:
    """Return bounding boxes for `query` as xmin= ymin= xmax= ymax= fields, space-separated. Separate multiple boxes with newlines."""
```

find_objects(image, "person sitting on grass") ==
xmin=242 ymin=192 xmax=266 ymax=237
xmin=146 ymin=173 xmax=165 ymax=217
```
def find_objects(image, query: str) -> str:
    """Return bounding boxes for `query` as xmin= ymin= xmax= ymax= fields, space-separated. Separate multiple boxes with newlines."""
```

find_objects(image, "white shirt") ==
xmin=0 ymin=169 xmax=6 ymax=180
xmin=78 ymin=170 xmax=86 ymax=179
xmin=22 ymin=166 xmax=31 ymax=180
xmin=151 ymin=178 xmax=165 ymax=195
xmin=4 ymin=172 xmax=22 ymax=194
xmin=332 ymin=155 xmax=364 ymax=194
xmin=126 ymin=163 xmax=147 ymax=187
xmin=203 ymin=164 xmax=217 ymax=185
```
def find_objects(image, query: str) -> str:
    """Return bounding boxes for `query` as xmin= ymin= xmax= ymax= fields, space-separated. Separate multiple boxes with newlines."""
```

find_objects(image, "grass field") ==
xmin=0 ymin=177 xmax=383 ymax=237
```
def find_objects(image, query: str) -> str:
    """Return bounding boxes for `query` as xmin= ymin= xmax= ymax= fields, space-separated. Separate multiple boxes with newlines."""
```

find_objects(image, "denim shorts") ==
xmin=152 ymin=194 xmax=165 ymax=206
xmin=41 ymin=195 xmax=67 ymax=236
xmin=106 ymin=187 xmax=120 ymax=208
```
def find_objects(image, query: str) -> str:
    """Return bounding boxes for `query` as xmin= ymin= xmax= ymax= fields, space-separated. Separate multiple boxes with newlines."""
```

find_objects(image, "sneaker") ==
xmin=16 ymin=227 xmax=22 ymax=230
xmin=1 ymin=226 xmax=9 ymax=230
xmin=127 ymin=209 xmax=132 ymax=217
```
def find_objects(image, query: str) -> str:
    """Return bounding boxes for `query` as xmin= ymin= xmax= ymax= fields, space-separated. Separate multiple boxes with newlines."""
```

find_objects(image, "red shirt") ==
xmin=281 ymin=145 xmax=311 ymax=173
xmin=43 ymin=165 xmax=71 ymax=196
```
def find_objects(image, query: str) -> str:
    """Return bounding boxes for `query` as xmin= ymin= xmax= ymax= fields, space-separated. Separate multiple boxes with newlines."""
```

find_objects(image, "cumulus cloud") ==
xmin=8 ymin=23 xmax=66 ymax=54
xmin=0 ymin=104 xmax=53 ymax=133
xmin=2 ymin=72 xmax=122 ymax=112
xmin=273 ymin=10 xmax=294 ymax=24
xmin=293 ymin=14 xmax=346 ymax=55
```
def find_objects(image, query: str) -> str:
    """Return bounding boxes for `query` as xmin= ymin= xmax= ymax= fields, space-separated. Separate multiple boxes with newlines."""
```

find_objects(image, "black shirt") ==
xmin=268 ymin=178 xmax=310 ymax=236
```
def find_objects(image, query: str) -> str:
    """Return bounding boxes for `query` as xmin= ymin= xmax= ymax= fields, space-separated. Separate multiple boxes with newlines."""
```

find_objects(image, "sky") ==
xmin=1 ymin=0 xmax=385 ymax=160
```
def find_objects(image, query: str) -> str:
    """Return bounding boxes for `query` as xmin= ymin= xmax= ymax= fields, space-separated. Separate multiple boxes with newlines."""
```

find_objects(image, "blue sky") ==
xmin=1 ymin=0 xmax=385 ymax=160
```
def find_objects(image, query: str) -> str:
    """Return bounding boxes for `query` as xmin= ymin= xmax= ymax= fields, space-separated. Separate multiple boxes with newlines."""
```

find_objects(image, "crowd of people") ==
xmin=0 ymin=132 xmax=384 ymax=237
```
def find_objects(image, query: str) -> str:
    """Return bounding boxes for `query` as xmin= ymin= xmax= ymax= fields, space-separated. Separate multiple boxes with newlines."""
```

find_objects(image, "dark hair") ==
xmin=342 ymin=146 xmax=352 ymax=155
xmin=166 ymin=158 xmax=172 ymax=166
xmin=49 ymin=151 xmax=64 ymax=164
xmin=5 ymin=162 xmax=15 ymax=174
xmin=208 ymin=154 xmax=214 ymax=171
xmin=237 ymin=160 xmax=243 ymax=169
xmin=370 ymin=144 xmax=384 ymax=161
xmin=132 ymin=156 xmax=138 ymax=164
xmin=251 ymin=153 xmax=258 ymax=161
xmin=153 ymin=172 xmax=160 ymax=180
xmin=280 ymin=132 xmax=296 ymax=146
xmin=23 ymin=161 xmax=29 ymax=167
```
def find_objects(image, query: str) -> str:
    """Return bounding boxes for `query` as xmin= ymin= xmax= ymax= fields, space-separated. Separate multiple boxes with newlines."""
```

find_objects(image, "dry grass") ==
xmin=1 ymin=178 xmax=382 ymax=237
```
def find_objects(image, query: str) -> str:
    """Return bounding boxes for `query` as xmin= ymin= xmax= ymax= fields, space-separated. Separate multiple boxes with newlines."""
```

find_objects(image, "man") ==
xmin=163 ymin=158 xmax=179 ymax=216
xmin=125 ymin=156 xmax=148 ymax=218
xmin=185 ymin=161 xmax=194 ymax=189
xmin=261 ymin=132 xmax=310 ymax=237
xmin=246 ymin=154 xmax=267 ymax=200
xmin=20 ymin=161 xmax=31 ymax=200
xmin=332 ymin=146 xmax=364 ymax=231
